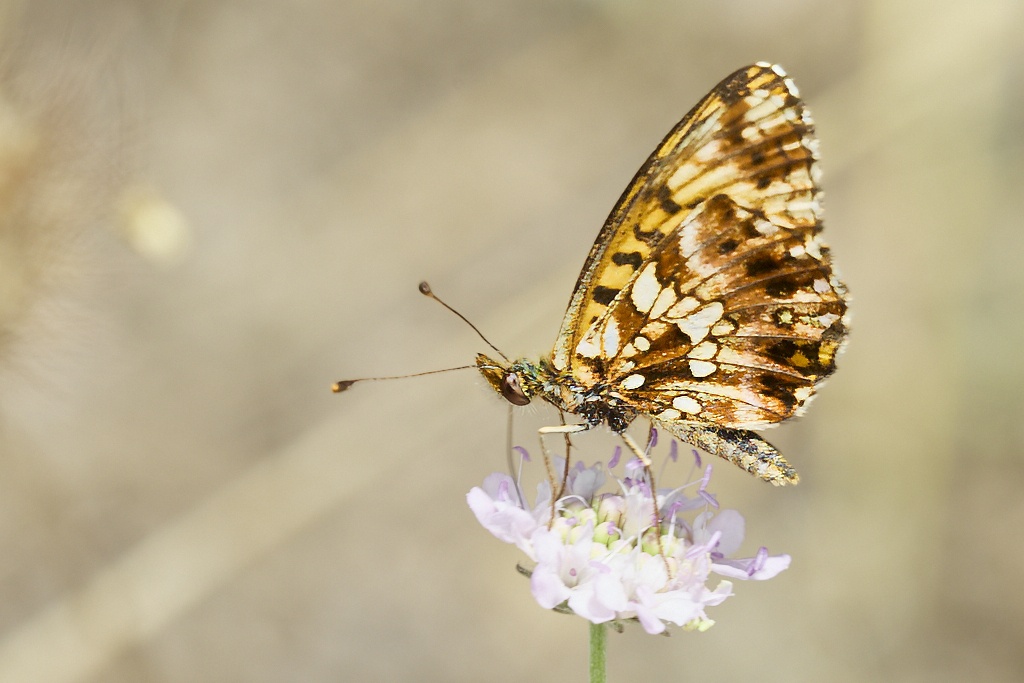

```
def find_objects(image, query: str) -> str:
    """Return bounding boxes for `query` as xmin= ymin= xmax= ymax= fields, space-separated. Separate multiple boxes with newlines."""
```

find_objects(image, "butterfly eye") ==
xmin=500 ymin=372 xmax=531 ymax=406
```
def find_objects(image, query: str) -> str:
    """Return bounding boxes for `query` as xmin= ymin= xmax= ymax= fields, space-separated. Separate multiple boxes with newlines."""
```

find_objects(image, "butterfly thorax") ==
xmin=476 ymin=353 xmax=637 ymax=433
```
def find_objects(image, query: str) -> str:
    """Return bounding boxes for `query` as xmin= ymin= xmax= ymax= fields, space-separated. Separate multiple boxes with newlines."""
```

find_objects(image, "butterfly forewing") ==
xmin=552 ymin=63 xmax=825 ymax=375
xmin=552 ymin=62 xmax=847 ymax=441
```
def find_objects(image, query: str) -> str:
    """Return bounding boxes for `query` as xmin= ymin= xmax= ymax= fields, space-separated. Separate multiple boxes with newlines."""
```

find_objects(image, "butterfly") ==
xmin=475 ymin=63 xmax=848 ymax=485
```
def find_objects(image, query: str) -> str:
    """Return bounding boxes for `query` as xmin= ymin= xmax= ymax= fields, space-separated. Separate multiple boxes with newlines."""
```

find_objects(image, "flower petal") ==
xmin=712 ymin=553 xmax=791 ymax=580
xmin=707 ymin=509 xmax=745 ymax=556
xmin=568 ymin=462 xmax=606 ymax=499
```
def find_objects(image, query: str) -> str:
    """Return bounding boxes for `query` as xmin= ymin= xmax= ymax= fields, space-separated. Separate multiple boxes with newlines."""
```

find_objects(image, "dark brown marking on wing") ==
xmin=611 ymin=251 xmax=643 ymax=270
xmin=745 ymin=254 xmax=784 ymax=277
xmin=758 ymin=374 xmax=801 ymax=413
xmin=592 ymin=286 xmax=619 ymax=306
xmin=718 ymin=238 xmax=739 ymax=255
xmin=764 ymin=276 xmax=800 ymax=299
xmin=657 ymin=184 xmax=683 ymax=215
xmin=632 ymin=223 xmax=662 ymax=247
xmin=763 ymin=338 xmax=834 ymax=377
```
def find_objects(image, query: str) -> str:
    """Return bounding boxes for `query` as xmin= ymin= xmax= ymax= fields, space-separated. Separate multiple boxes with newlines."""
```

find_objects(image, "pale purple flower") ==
xmin=466 ymin=472 xmax=551 ymax=555
xmin=467 ymin=441 xmax=791 ymax=634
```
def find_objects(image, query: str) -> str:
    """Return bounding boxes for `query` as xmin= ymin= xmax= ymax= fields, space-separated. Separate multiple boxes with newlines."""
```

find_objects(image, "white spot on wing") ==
xmin=687 ymin=341 xmax=718 ymax=360
xmin=782 ymin=138 xmax=804 ymax=153
xmin=602 ymin=317 xmax=620 ymax=357
xmin=805 ymin=236 xmax=823 ymax=260
xmin=672 ymin=395 xmax=702 ymax=414
xmin=711 ymin=319 xmax=736 ymax=337
xmin=805 ymin=136 xmax=821 ymax=157
xmin=649 ymin=287 xmax=677 ymax=319
xmin=688 ymin=360 xmax=717 ymax=377
xmin=677 ymin=212 xmax=707 ymax=257
xmin=576 ymin=335 xmax=600 ymax=358
xmin=753 ymin=218 xmax=778 ymax=236
xmin=789 ymin=166 xmax=812 ymax=186
xmin=817 ymin=312 xmax=839 ymax=327
xmin=656 ymin=408 xmax=681 ymax=421
xmin=666 ymin=296 xmax=700 ymax=319
xmin=631 ymin=263 xmax=660 ymax=314
xmin=633 ymin=336 xmax=650 ymax=352
xmin=714 ymin=346 xmax=748 ymax=367
xmin=621 ymin=374 xmax=645 ymax=390
xmin=675 ymin=301 xmax=724 ymax=344
xmin=640 ymin=320 xmax=670 ymax=339
xmin=693 ymin=138 xmax=724 ymax=163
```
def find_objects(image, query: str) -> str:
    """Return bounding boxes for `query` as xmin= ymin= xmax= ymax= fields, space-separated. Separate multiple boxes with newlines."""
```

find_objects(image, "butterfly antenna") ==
xmin=418 ymin=281 xmax=509 ymax=362
xmin=332 ymin=365 xmax=476 ymax=394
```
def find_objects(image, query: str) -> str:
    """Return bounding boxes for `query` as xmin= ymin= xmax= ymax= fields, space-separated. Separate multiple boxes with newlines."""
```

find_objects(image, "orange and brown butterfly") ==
xmin=472 ymin=62 xmax=848 ymax=485
xmin=334 ymin=63 xmax=848 ymax=485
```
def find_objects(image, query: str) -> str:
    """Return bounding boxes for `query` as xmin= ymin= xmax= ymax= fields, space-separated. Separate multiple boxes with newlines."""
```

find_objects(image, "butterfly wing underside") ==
xmin=550 ymin=63 xmax=848 ymax=484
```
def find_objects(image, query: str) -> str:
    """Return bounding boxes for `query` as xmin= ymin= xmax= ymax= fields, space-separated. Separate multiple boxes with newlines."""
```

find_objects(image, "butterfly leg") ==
xmin=618 ymin=430 xmax=670 ymax=571
xmin=537 ymin=422 xmax=593 ymax=524
xmin=555 ymin=409 xmax=574 ymax=499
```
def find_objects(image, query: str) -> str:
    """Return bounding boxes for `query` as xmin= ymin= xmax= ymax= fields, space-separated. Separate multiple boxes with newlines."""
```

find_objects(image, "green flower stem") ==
xmin=589 ymin=622 xmax=607 ymax=683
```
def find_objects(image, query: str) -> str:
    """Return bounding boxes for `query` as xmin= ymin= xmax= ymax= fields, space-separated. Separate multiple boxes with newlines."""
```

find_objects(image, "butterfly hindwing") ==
xmin=572 ymin=194 xmax=846 ymax=428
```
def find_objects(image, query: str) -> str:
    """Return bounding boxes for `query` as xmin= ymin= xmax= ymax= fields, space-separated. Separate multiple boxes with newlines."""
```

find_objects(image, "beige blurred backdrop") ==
xmin=0 ymin=1 xmax=1021 ymax=681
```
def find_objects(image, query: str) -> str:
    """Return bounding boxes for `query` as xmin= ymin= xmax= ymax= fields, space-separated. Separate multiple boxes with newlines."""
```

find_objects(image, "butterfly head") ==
xmin=475 ymin=353 xmax=543 ymax=407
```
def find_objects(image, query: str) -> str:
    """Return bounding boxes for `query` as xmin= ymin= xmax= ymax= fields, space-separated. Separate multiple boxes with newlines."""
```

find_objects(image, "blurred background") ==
xmin=0 ymin=0 xmax=1021 ymax=681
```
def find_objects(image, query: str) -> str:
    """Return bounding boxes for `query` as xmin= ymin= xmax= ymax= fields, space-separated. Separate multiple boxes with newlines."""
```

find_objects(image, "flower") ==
xmin=467 ymin=439 xmax=791 ymax=634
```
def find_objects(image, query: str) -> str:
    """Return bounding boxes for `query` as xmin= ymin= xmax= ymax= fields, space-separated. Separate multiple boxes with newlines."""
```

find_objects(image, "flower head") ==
xmin=467 ymin=439 xmax=791 ymax=634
